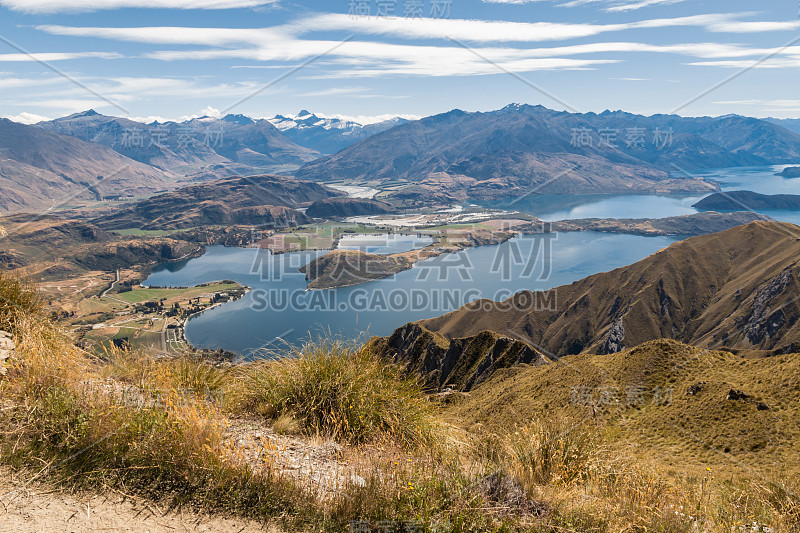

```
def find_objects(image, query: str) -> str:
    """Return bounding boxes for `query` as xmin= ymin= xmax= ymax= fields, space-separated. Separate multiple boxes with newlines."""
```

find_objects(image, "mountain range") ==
xmin=5 ymin=104 xmax=800 ymax=215
xmin=294 ymin=104 xmax=800 ymax=205
xmin=38 ymin=110 xmax=319 ymax=179
xmin=382 ymin=221 xmax=800 ymax=389
xmin=0 ymin=118 xmax=172 ymax=213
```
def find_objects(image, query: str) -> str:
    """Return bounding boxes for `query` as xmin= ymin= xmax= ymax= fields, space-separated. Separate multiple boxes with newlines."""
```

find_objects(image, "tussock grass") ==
xmin=0 ymin=269 xmax=42 ymax=335
xmin=503 ymin=419 xmax=601 ymax=487
xmin=239 ymin=338 xmax=442 ymax=448
xmin=100 ymin=346 xmax=229 ymax=402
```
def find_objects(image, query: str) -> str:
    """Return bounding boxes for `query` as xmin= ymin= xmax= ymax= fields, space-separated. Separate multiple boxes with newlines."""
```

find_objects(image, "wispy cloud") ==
xmin=605 ymin=0 xmax=686 ymax=13
xmin=35 ymin=13 xmax=800 ymax=80
xmin=290 ymin=13 xmax=744 ymax=43
xmin=296 ymin=86 xmax=370 ymax=97
xmin=689 ymin=58 xmax=800 ymax=69
xmin=0 ymin=77 xmax=65 ymax=89
xmin=485 ymin=0 xmax=689 ymax=12
xmin=39 ymin=13 xmax=757 ymax=48
xmin=0 ymin=52 xmax=121 ymax=62
xmin=0 ymin=0 xmax=278 ymax=13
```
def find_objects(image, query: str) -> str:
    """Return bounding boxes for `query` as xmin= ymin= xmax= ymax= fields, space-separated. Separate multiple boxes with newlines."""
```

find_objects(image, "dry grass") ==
xmin=2 ymin=271 xmax=800 ymax=532
xmin=0 ymin=272 xmax=320 ymax=530
xmin=462 ymin=417 xmax=800 ymax=532
xmin=238 ymin=338 xmax=443 ymax=448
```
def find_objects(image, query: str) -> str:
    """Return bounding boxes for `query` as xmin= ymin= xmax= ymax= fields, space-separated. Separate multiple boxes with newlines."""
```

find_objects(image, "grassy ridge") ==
xmin=1 ymin=270 xmax=799 ymax=531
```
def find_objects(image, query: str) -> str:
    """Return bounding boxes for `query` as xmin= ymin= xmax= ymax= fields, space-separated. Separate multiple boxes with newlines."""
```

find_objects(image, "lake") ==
xmin=481 ymin=164 xmax=800 ymax=225
xmin=144 ymin=232 xmax=680 ymax=358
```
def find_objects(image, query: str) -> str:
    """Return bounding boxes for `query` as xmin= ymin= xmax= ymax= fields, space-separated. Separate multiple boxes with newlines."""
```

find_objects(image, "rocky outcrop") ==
xmin=602 ymin=316 xmax=626 ymax=354
xmin=0 ymin=330 xmax=15 ymax=377
xmin=740 ymin=268 xmax=796 ymax=345
xmin=379 ymin=322 xmax=549 ymax=391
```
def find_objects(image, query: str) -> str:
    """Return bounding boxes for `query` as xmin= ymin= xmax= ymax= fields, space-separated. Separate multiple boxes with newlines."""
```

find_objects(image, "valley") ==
xmin=3 ymin=102 xmax=800 ymax=533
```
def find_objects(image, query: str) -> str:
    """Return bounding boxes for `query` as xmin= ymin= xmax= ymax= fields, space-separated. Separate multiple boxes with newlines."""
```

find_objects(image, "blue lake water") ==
xmin=144 ymin=233 xmax=680 ymax=358
xmin=482 ymin=165 xmax=800 ymax=225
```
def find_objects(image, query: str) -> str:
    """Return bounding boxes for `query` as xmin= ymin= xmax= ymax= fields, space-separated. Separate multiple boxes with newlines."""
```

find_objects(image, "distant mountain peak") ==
xmin=297 ymin=109 xmax=313 ymax=117
xmin=66 ymin=109 xmax=101 ymax=119
xmin=222 ymin=113 xmax=255 ymax=125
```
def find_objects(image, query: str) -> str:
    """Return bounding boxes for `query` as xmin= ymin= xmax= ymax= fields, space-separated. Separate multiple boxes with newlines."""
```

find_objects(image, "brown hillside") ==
xmin=414 ymin=221 xmax=800 ymax=357
xmin=92 ymin=174 xmax=338 ymax=230
xmin=447 ymin=338 xmax=800 ymax=475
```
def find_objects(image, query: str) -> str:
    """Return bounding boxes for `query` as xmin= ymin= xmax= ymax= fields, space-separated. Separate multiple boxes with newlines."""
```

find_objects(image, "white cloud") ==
xmin=605 ymin=0 xmax=686 ymax=13
xmin=706 ymin=20 xmax=800 ymax=33
xmin=201 ymin=105 xmax=223 ymax=118
xmin=689 ymin=58 xmax=800 ymax=69
xmin=18 ymin=99 xmax=117 ymax=111
xmin=297 ymin=86 xmax=370 ymax=97
xmin=290 ymin=13 xmax=744 ymax=43
xmin=713 ymin=99 xmax=800 ymax=107
xmin=37 ymin=25 xmax=288 ymax=46
xmin=0 ymin=52 xmax=121 ymax=62
xmin=37 ymin=15 xmax=800 ymax=80
xmin=143 ymin=39 xmax=623 ymax=77
xmin=0 ymin=77 xmax=65 ymax=89
xmin=0 ymin=0 xmax=278 ymax=13
xmin=2 ymin=111 xmax=51 ymax=124
xmin=486 ymin=0 xmax=688 ymax=10
xmin=39 ymin=13 xmax=750 ymax=48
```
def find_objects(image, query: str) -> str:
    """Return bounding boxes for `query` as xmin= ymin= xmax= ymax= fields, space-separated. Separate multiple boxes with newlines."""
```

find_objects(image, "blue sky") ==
xmin=1 ymin=0 xmax=799 ymax=124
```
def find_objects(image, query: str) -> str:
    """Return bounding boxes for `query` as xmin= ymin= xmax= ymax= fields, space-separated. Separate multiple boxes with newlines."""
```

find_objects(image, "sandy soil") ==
xmin=0 ymin=468 xmax=276 ymax=533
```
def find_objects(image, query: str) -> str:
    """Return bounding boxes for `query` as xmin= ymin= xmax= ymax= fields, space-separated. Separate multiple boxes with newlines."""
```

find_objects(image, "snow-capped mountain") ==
xmin=268 ymin=110 xmax=409 ymax=154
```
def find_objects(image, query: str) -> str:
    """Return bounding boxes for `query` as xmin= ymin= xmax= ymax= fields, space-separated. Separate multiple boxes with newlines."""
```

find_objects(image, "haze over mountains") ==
xmin=766 ymin=117 xmax=800 ymax=135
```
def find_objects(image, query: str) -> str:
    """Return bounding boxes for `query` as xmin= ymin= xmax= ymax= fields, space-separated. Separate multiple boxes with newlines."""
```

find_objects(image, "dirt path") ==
xmin=0 ymin=468 xmax=275 ymax=532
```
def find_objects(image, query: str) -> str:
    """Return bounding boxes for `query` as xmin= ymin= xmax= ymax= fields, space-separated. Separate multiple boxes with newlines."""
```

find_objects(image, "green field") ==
xmin=113 ymin=282 xmax=240 ymax=304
